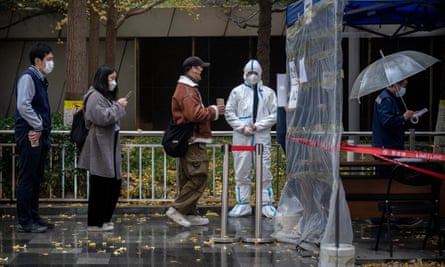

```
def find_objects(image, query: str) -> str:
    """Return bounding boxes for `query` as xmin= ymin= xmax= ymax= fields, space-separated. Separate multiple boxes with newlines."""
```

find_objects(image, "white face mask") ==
xmin=246 ymin=74 xmax=259 ymax=85
xmin=43 ymin=60 xmax=54 ymax=75
xmin=109 ymin=80 xmax=117 ymax=91
xmin=396 ymin=87 xmax=406 ymax=98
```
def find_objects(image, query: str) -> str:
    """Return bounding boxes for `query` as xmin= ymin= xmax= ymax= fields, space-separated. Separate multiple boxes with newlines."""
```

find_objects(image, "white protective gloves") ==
xmin=241 ymin=126 xmax=254 ymax=136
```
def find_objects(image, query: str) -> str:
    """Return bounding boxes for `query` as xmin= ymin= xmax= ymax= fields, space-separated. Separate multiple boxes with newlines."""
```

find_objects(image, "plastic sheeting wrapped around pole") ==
xmin=272 ymin=0 xmax=354 ymax=266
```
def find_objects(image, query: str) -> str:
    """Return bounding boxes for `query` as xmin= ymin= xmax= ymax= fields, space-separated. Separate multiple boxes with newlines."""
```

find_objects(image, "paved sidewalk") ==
xmin=0 ymin=205 xmax=443 ymax=266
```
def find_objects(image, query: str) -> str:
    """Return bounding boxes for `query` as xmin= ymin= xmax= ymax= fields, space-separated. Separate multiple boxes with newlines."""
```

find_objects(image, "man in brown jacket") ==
xmin=166 ymin=56 xmax=225 ymax=227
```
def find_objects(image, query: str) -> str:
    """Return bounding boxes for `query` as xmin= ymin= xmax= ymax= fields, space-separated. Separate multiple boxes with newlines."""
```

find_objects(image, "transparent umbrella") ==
xmin=349 ymin=50 xmax=440 ymax=101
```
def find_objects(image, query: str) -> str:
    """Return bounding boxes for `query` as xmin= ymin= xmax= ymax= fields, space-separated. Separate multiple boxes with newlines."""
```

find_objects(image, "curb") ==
xmin=0 ymin=205 xmax=223 ymax=216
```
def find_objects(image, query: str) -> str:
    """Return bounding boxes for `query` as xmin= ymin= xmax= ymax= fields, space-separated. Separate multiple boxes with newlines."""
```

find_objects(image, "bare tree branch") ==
xmin=116 ymin=0 xmax=168 ymax=29
xmin=225 ymin=5 xmax=260 ymax=28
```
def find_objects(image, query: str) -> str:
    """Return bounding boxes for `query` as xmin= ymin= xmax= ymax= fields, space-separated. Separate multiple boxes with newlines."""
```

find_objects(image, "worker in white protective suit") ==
xmin=225 ymin=59 xmax=277 ymax=218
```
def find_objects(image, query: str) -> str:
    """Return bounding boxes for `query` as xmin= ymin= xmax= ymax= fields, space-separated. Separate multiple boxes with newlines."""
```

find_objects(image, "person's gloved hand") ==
xmin=241 ymin=126 xmax=253 ymax=136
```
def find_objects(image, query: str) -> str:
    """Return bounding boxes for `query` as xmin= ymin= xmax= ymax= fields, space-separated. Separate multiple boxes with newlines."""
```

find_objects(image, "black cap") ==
xmin=182 ymin=56 xmax=210 ymax=69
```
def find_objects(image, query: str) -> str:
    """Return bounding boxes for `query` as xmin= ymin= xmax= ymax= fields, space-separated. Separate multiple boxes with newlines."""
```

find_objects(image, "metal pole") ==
xmin=254 ymin=143 xmax=262 ymax=238
xmin=242 ymin=143 xmax=274 ymax=243
xmin=409 ymin=128 xmax=415 ymax=150
xmin=211 ymin=144 xmax=238 ymax=243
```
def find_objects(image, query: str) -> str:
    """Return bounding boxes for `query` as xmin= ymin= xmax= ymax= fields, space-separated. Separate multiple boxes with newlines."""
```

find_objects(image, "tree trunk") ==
xmin=88 ymin=1 xmax=101 ymax=85
xmin=65 ymin=0 xmax=88 ymax=100
xmin=105 ymin=0 xmax=118 ymax=66
xmin=257 ymin=0 xmax=272 ymax=86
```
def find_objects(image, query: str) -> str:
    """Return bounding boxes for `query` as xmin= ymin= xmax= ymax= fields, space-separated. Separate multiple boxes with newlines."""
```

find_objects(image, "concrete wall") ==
xmin=1 ymin=6 xmax=444 ymax=131
xmin=0 ymin=7 xmax=287 ymax=130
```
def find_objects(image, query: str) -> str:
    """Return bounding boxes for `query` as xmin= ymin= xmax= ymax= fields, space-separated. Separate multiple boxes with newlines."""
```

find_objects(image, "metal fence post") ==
xmin=242 ymin=143 xmax=274 ymax=244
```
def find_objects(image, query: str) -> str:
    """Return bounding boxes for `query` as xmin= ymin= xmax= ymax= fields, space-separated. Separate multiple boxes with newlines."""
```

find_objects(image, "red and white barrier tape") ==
xmin=287 ymin=135 xmax=445 ymax=180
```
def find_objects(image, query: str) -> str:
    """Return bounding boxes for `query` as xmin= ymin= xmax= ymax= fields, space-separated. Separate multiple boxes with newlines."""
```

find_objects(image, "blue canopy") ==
xmin=286 ymin=0 xmax=445 ymax=37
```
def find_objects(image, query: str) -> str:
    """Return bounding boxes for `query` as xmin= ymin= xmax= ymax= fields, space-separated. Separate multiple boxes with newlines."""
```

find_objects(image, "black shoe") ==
xmin=17 ymin=223 xmax=48 ymax=233
xmin=35 ymin=219 xmax=55 ymax=229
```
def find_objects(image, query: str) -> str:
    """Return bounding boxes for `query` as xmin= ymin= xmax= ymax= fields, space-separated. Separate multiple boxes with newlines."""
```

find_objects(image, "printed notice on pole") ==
xmin=64 ymin=100 xmax=83 ymax=126
xmin=276 ymin=74 xmax=289 ymax=107
xmin=304 ymin=0 xmax=312 ymax=24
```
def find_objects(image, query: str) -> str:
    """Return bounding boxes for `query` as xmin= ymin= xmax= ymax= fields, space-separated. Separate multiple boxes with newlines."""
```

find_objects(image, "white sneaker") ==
xmin=186 ymin=215 xmax=209 ymax=226
xmin=102 ymin=223 xmax=114 ymax=231
xmin=88 ymin=226 xmax=104 ymax=232
xmin=103 ymin=222 xmax=114 ymax=229
xmin=228 ymin=204 xmax=252 ymax=217
xmin=262 ymin=205 xmax=277 ymax=218
xmin=166 ymin=207 xmax=191 ymax=227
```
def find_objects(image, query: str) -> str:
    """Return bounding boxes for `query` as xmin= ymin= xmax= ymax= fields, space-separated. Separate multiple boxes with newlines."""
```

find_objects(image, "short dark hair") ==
xmin=29 ymin=43 xmax=53 ymax=65
xmin=93 ymin=64 xmax=118 ymax=100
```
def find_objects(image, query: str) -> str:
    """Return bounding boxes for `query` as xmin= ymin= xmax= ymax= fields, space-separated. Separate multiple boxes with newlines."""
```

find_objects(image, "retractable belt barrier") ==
xmin=287 ymin=135 xmax=445 ymax=180
xmin=211 ymin=144 xmax=239 ymax=243
xmin=211 ymin=144 xmax=274 ymax=244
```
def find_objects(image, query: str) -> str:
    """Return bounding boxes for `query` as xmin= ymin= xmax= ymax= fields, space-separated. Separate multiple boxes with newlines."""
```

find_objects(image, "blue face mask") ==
xmin=396 ymin=87 xmax=406 ymax=98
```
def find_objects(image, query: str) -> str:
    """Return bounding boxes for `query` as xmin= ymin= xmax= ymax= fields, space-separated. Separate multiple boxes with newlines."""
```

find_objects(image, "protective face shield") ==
xmin=109 ymin=80 xmax=117 ymax=91
xmin=395 ymin=87 xmax=406 ymax=98
xmin=243 ymin=60 xmax=262 ymax=83
xmin=43 ymin=60 xmax=54 ymax=75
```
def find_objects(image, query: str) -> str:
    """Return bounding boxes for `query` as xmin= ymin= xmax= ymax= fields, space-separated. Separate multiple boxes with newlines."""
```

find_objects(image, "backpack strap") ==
xmin=83 ymin=90 xmax=96 ymax=128
xmin=83 ymin=90 xmax=96 ymax=109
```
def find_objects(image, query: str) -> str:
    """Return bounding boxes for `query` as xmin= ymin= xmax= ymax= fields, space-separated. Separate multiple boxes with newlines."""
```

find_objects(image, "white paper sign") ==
xmin=276 ymin=74 xmax=289 ymax=107
xmin=322 ymin=71 xmax=335 ymax=90
xmin=289 ymin=60 xmax=297 ymax=81
xmin=288 ymin=83 xmax=299 ymax=109
xmin=299 ymin=58 xmax=308 ymax=83
xmin=304 ymin=0 xmax=312 ymax=24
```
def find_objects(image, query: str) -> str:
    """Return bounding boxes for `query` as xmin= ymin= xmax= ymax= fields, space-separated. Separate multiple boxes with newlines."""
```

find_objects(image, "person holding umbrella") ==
xmin=350 ymin=50 xmax=440 ymax=228
xmin=370 ymin=79 xmax=424 ymax=227
xmin=371 ymin=79 xmax=414 ymax=151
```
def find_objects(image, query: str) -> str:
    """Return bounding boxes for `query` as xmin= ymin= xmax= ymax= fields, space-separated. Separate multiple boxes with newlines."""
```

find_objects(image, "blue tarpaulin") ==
xmin=287 ymin=0 xmax=445 ymax=37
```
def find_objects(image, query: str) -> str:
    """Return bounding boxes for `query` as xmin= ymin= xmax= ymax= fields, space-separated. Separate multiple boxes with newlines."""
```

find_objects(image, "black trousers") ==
xmin=15 ymin=128 xmax=50 ymax=226
xmin=88 ymin=175 xmax=122 ymax=227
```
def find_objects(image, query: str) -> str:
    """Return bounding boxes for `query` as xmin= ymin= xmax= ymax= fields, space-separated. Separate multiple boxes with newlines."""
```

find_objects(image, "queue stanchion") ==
xmin=211 ymin=144 xmax=239 ymax=243
xmin=242 ymin=143 xmax=274 ymax=244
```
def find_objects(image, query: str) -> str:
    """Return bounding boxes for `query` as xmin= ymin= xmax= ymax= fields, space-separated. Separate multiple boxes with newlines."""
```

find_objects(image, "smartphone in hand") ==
xmin=125 ymin=90 xmax=133 ymax=99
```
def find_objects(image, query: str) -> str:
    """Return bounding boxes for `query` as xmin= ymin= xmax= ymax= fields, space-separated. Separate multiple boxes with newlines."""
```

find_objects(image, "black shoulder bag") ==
xmin=162 ymin=119 xmax=194 ymax=157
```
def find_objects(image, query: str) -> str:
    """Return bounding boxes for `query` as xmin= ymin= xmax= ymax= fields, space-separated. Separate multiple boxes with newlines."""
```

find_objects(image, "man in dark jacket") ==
xmin=165 ymin=56 xmax=225 ymax=227
xmin=15 ymin=43 xmax=55 ymax=233
xmin=371 ymin=79 xmax=422 ymax=227
xmin=372 ymin=79 xmax=414 ymax=150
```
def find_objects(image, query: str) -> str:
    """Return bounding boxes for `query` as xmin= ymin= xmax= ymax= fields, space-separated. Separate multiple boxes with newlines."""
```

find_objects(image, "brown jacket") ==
xmin=172 ymin=75 xmax=219 ymax=143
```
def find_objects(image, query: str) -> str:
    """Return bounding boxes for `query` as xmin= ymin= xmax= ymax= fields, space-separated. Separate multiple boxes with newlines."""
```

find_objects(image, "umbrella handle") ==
xmin=410 ymin=116 xmax=419 ymax=124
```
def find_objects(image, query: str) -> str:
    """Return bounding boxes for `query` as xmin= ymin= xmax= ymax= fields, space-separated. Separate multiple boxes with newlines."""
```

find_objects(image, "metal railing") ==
xmin=0 ymin=130 xmax=285 ymax=204
xmin=1 ymin=129 xmax=443 ymax=204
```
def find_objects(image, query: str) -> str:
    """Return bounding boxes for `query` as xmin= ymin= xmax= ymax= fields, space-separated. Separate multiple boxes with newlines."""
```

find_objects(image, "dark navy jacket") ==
xmin=371 ymin=89 xmax=405 ymax=149
xmin=15 ymin=68 xmax=51 ymax=134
